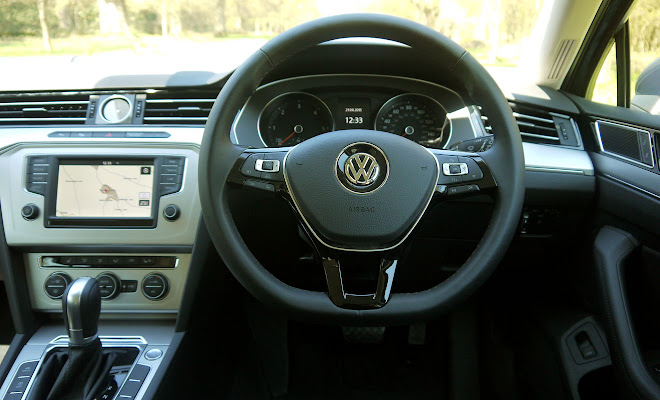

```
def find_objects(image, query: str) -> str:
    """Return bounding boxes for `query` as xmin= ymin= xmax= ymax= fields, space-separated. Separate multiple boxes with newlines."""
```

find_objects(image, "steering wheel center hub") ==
xmin=284 ymin=130 xmax=439 ymax=251
xmin=336 ymin=143 xmax=389 ymax=193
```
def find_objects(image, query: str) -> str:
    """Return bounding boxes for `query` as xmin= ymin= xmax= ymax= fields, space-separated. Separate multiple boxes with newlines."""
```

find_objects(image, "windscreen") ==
xmin=1 ymin=0 xmax=547 ymax=89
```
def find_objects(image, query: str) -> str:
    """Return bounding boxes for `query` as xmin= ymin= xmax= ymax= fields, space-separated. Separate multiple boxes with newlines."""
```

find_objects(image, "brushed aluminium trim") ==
xmin=0 ymin=126 xmax=204 ymax=154
xmin=99 ymin=94 xmax=133 ymax=124
xmin=25 ymin=253 xmax=190 ymax=313
xmin=594 ymin=119 xmax=655 ymax=169
xmin=50 ymin=335 xmax=148 ymax=345
xmin=145 ymin=99 xmax=215 ymax=103
xmin=0 ymin=101 xmax=89 ymax=107
xmin=0 ymin=117 xmax=87 ymax=123
xmin=65 ymin=277 xmax=98 ymax=345
xmin=522 ymin=142 xmax=594 ymax=176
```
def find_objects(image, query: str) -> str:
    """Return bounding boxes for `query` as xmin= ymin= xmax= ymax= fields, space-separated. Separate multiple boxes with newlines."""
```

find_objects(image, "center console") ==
xmin=0 ymin=143 xmax=200 ymax=314
xmin=0 ymin=127 xmax=203 ymax=400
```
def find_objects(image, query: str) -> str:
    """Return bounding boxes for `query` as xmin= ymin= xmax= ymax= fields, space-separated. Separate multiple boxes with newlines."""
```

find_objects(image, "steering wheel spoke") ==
xmin=227 ymin=147 xmax=292 ymax=193
xmin=322 ymin=257 xmax=398 ymax=309
xmin=429 ymin=149 xmax=497 ymax=199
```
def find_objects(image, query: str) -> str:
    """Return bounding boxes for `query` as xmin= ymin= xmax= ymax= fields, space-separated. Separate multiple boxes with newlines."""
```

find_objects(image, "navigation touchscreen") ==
xmin=55 ymin=159 xmax=155 ymax=218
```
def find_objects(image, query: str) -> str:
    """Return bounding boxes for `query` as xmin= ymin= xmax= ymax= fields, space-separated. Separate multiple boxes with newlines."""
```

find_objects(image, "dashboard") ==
xmin=0 ymin=43 xmax=598 ymax=317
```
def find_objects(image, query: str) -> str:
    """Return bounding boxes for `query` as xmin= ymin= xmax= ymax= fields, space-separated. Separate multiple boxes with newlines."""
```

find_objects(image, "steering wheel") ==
xmin=199 ymin=14 xmax=524 ymax=325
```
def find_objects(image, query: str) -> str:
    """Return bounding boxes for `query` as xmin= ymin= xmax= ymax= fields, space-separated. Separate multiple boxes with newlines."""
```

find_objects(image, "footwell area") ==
xmin=286 ymin=341 xmax=446 ymax=399
xmin=233 ymin=323 xmax=450 ymax=400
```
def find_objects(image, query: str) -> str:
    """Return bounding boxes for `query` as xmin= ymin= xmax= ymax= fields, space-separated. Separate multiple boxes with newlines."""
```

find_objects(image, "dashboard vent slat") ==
xmin=479 ymin=102 xmax=568 ymax=145
xmin=143 ymin=91 xmax=218 ymax=125
xmin=0 ymin=96 xmax=89 ymax=125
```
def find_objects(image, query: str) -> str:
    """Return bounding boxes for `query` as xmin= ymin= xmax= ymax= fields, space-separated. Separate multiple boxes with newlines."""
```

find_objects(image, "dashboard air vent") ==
xmin=480 ymin=102 xmax=579 ymax=146
xmin=0 ymin=95 xmax=89 ymax=125
xmin=143 ymin=91 xmax=218 ymax=125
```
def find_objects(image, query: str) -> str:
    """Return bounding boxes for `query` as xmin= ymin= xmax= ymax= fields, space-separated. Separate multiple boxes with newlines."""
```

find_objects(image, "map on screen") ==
xmin=55 ymin=160 xmax=154 ymax=218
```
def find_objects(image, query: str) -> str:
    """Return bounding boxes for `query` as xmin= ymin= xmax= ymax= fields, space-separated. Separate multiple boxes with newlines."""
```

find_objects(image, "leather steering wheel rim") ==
xmin=199 ymin=14 xmax=525 ymax=325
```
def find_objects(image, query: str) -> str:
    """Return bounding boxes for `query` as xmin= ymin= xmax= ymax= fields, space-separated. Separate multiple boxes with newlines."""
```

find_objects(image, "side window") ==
xmin=591 ymin=0 xmax=660 ymax=114
xmin=629 ymin=0 xmax=660 ymax=115
xmin=592 ymin=45 xmax=617 ymax=106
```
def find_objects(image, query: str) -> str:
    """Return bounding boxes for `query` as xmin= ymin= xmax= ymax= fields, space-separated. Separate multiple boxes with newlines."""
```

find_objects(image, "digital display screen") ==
xmin=55 ymin=160 xmax=154 ymax=218
xmin=336 ymin=98 xmax=371 ymax=130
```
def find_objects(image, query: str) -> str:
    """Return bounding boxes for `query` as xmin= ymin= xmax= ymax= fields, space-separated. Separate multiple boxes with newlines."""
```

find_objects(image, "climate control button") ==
xmin=142 ymin=273 xmax=169 ymax=301
xmin=44 ymin=273 xmax=72 ymax=299
xmin=96 ymin=273 xmax=121 ymax=300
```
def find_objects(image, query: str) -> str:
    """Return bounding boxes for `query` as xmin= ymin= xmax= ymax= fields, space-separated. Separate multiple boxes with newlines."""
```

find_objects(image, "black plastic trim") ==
xmin=596 ymin=175 xmax=660 ymax=238
xmin=524 ymin=171 xmax=595 ymax=205
xmin=0 ymin=201 xmax=37 ymax=335
xmin=562 ymin=0 xmax=635 ymax=97
xmin=0 ymin=334 xmax=29 ymax=388
xmin=594 ymin=226 xmax=660 ymax=399
xmin=12 ymin=245 xmax=193 ymax=254
xmin=43 ymin=156 xmax=161 ymax=228
xmin=140 ymin=331 xmax=185 ymax=400
xmin=174 ymin=219 xmax=210 ymax=332
xmin=615 ymin=21 xmax=631 ymax=108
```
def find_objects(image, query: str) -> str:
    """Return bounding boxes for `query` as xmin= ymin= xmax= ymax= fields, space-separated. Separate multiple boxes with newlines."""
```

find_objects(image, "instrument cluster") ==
xmin=232 ymin=75 xmax=477 ymax=150
xmin=257 ymin=91 xmax=451 ymax=149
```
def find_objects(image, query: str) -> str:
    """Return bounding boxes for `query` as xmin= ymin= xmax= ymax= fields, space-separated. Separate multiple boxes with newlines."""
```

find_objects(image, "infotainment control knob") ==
xmin=163 ymin=204 xmax=180 ymax=221
xmin=21 ymin=203 xmax=39 ymax=220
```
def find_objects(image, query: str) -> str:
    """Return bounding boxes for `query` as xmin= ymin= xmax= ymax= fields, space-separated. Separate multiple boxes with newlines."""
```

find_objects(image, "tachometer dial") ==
xmin=374 ymin=93 xmax=451 ymax=148
xmin=258 ymin=92 xmax=334 ymax=147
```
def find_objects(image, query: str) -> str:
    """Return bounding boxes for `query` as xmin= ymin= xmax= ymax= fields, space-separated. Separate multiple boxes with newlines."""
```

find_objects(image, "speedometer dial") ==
xmin=374 ymin=94 xmax=451 ymax=148
xmin=258 ymin=92 xmax=334 ymax=147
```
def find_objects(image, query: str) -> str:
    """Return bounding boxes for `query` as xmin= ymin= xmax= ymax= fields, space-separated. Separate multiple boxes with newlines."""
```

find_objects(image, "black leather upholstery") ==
xmin=27 ymin=338 xmax=117 ymax=400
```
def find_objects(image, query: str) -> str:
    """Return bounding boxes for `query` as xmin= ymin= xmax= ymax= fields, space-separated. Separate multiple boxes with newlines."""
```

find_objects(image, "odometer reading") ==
xmin=374 ymin=93 xmax=450 ymax=148
xmin=258 ymin=92 xmax=333 ymax=147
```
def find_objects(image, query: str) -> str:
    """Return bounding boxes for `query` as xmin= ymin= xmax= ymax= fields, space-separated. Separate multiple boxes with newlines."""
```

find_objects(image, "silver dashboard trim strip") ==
xmin=522 ymin=142 xmax=594 ymax=176
xmin=525 ymin=167 xmax=586 ymax=175
xmin=0 ymin=126 xmax=203 ymax=154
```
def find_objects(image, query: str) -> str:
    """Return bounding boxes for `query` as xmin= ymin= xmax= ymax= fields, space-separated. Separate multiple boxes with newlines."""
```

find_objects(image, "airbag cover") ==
xmin=284 ymin=130 xmax=438 ymax=251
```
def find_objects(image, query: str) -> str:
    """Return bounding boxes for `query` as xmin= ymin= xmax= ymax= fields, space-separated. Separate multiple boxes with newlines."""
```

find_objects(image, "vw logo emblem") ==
xmin=336 ymin=143 xmax=389 ymax=194
xmin=344 ymin=153 xmax=379 ymax=186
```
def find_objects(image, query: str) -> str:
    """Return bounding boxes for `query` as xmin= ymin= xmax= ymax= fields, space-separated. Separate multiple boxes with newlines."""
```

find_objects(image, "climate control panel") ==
xmin=25 ymin=253 xmax=189 ymax=313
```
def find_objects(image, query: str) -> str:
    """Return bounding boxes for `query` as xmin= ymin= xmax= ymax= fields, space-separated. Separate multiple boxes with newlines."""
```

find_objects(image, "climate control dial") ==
xmin=44 ymin=273 xmax=72 ymax=299
xmin=142 ymin=273 xmax=169 ymax=301
xmin=96 ymin=273 xmax=121 ymax=300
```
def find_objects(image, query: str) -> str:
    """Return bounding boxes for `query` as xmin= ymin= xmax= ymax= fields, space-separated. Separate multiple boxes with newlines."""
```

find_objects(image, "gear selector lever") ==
xmin=62 ymin=276 xmax=101 ymax=346
xmin=27 ymin=277 xmax=117 ymax=400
